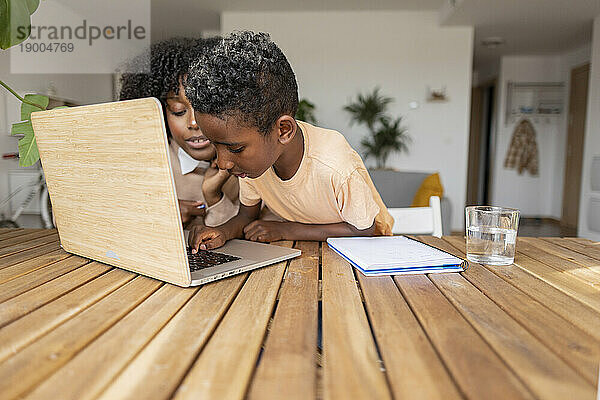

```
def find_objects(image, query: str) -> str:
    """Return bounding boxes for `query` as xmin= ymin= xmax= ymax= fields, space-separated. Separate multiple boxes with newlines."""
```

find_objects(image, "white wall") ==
xmin=222 ymin=11 xmax=474 ymax=231
xmin=490 ymin=52 xmax=590 ymax=218
xmin=0 ymin=50 xmax=113 ymax=212
xmin=579 ymin=15 xmax=600 ymax=241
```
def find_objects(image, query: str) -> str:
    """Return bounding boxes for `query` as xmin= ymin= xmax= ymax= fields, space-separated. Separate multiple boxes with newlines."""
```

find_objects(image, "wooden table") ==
xmin=0 ymin=228 xmax=599 ymax=399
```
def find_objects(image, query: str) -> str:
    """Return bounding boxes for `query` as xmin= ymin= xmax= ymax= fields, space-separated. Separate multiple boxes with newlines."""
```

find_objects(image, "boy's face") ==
xmin=165 ymin=82 xmax=216 ymax=161
xmin=195 ymin=113 xmax=281 ymax=179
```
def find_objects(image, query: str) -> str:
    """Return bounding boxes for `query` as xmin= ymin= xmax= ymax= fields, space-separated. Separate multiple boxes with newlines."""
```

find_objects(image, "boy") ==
xmin=185 ymin=31 xmax=393 ymax=251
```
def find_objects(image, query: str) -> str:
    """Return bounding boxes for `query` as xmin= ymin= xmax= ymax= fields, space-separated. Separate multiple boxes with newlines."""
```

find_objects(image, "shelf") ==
xmin=505 ymin=81 xmax=564 ymax=124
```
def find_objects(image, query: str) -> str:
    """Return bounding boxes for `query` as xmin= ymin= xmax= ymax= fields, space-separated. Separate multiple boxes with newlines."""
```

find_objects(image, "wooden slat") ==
xmin=0 ymin=263 xmax=112 ymax=328
xmin=356 ymin=272 xmax=462 ymax=400
xmin=516 ymin=238 xmax=600 ymax=286
xmin=395 ymin=273 xmax=534 ymax=399
xmin=444 ymin=236 xmax=600 ymax=340
xmin=171 ymin=242 xmax=291 ymax=400
xmin=0 ymin=233 xmax=59 ymax=258
xmin=0 ymin=247 xmax=70 ymax=284
xmin=421 ymin=237 xmax=597 ymax=398
xmin=0 ymin=228 xmax=28 ymax=240
xmin=0 ymin=255 xmax=90 ymax=303
xmin=0 ymin=268 xmax=135 ymax=362
xmin=569 ymin=237 xmax=598 ymax=245
xmin=0 ymin=229 xmax=55 ymax=249
xmin=429 ymin=272 xmax=595 ymax=398
xmin=522 ymin=236 xmax=600 ymax=272
xmin=422 ymin=236 xmax=600 ymax=385
xmin=97 ymin=273 xmax=247 ymax=400
xmin=248 ymin=241 xmax=319 ymax=400
xmin=0 ymin=241 xmax=62 ymax=269
xmin=321 ymin=245 xmax=392 ymax=400
xmin=0 ymin=276 xmax=161 ymax=399
xmin=566 ymin=237 xmax=600 ymax=248
xmin=25 ymin=284 xmax=197 ymax=400
xmin=543 ymin=237 xmax=600 ymax=262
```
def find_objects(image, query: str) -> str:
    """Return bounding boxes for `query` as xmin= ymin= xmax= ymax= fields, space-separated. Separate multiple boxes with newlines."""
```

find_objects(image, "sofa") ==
xmin=368 ymin=169 xmax=452 ymax=235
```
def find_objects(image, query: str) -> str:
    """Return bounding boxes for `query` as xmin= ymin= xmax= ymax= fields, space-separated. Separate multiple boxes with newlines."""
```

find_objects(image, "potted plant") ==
xmin=1 ymin=0 xmax=56 ymax=167
xmin=344 ymin=88 xmax=410 ymax=169
xmin=295 ymin=98 xmax=317 ymax=124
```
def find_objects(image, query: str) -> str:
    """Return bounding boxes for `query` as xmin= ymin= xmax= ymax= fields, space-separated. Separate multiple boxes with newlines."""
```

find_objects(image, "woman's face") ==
xmin=165 ymin=81 xmax=216 ymax=161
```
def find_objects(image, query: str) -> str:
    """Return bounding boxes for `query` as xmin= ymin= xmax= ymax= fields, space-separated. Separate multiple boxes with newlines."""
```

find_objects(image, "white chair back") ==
xmin=388 ymin=196 xmax=443 ymax=237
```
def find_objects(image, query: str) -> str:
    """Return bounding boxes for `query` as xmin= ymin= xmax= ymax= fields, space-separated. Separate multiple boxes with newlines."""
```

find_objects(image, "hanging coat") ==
xmin=504 ymin=119 xmax=539 ymax=176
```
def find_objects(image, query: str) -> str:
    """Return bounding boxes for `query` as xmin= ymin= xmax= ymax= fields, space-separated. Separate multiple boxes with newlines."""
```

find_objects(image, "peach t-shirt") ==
xmin=239 ymin=121 xmax=393 ymax=235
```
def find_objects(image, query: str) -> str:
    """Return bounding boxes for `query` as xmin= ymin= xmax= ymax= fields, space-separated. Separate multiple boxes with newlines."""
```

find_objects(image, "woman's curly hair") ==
xmin=119 ymin=37 xmax=218 ymax=136
xmin=185 ymin=31 xmax=299 ymax=135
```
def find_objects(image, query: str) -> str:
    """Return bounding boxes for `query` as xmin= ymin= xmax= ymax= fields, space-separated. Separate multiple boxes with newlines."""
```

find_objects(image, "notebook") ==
xmin=326 ymin=236 xmax=465 ymax=276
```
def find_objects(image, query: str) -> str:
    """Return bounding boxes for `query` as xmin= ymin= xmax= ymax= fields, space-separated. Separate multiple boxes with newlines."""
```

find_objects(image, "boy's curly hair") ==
xmin=185 ymin=31 xmax=299 ymax=135
xmin=119 ymin=37 xmax=218 ymax=135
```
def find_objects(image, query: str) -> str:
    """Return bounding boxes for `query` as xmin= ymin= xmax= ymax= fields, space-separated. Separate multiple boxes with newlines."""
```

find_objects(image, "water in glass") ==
xmin=466 ymin=225 xmax=517 ymax=265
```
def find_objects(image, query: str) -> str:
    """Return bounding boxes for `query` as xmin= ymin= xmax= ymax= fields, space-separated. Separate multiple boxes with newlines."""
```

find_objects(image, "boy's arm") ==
xmin=243 ymin=220 xmax=375 ymax=242
xmin=189 ymin=202 xmax=261 ymax=251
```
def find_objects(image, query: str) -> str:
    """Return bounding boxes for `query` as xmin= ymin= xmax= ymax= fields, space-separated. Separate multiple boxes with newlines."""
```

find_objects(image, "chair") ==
xmin=388 ymin=195 xmax=443 ymax=237
xmin=368 ymin=169 xmax=452 ymax=235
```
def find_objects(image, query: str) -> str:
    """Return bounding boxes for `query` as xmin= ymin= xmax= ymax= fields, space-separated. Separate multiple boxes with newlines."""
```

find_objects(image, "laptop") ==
xmin=30 ymin=98 xmax=300 ymax=287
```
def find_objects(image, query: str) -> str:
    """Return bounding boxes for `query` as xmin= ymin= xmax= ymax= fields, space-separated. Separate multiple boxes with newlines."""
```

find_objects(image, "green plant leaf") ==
xmin=21 ymin=93 xmax=49 ymax=120
xmin=296 ymin=98 xmax=317 ymax=124
xmin=17 ymin=125 xmax=39 ymax=167
xmin=15 ymin=104 xmax=68 ymax=167
xmin=10 ymin=119 xmax=32 ymax=136
xmin=360 ymin=114 xmax=410 ymax=169
xmin=344 ymin=87 xmax=392 ymax=131
xmin=0 ymin=0 xmax=38 ymax=49
xmin=25 ymin=0 xmax=39 ymax=14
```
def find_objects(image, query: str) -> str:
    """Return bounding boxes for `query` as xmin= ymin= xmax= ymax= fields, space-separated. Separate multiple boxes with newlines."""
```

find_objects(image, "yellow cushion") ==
xmin=411 ymin=173 xmax=444 ymax=207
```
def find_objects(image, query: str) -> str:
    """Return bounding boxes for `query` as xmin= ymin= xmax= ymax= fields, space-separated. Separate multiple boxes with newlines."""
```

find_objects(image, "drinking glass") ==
xmin=465 ymin=206 xmax=520 ymax=266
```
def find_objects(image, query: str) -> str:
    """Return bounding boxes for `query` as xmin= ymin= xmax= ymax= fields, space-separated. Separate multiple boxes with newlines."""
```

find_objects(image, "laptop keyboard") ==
xmin=186 ymin=247 xmax=241 ymax=272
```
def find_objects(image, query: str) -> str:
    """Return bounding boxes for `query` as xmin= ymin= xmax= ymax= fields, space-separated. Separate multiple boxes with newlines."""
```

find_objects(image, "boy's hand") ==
xmin=243 ymin=221 xmax=288 ymax=243
xmin=188 ymin=224 xmax=228 ymax=252
xmin=202 ymin=162 xmax=231 ymax=206
xmin=178 ymin=200 xmax=206 ymax=224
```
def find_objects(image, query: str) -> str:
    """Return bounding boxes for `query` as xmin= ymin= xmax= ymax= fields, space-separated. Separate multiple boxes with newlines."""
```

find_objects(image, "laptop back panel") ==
xmin=31 ymin=98 xmax=191 ymax=286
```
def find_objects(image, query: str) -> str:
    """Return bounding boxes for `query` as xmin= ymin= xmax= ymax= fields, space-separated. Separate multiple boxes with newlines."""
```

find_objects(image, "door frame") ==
xmin=467 ymin=78 xmax=497 ymax=206
xmin=560 ymin=63 xmax=590 ymax=230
